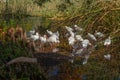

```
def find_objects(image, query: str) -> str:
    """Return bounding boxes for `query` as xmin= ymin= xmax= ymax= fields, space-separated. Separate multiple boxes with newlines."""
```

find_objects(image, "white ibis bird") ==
xmin=65 ymin=26 xmax=76 ymax=46
xmin=47 ymin=31 xmax=60 ymax=51
xmin=65 ymin=26 xmax=73 ymax=32
xmin=47 ymin=31 xmax=60 ymax=43
xmin=88 ymin=33 xmax=97 ymax=41
xmin=82 ymin=39 xmax=91 ymax=48
xmin=29 ymin=29 xmax=35 ymax=35
xmin=95 ymin=31 xmax=104 ymax=38
xmin=74 ymin=24 xmax=83 ymax=31
xmin=75 ymin=35 xmax=84 ymax=41
xmin=30 ymin=32 xmax=39 ymax=41
xmin=39 ymin=35 xmax=47 ymax=43
xmin=47 ymin=30 xmax=53 ymax=36
xmin=68 ymin=31 xmax=76 ymax=45
xmin=68 ymin=36 xmax=75 ymax=46
xmin=104 ymin=54 xmax=111 ymax=60
xmin=27 ymin=28 xmax=36 ymax=38
xmin=39 ymin=34 xmax=47 ymax=52
xmin=104 ymin=36 xmax=111 ymax=46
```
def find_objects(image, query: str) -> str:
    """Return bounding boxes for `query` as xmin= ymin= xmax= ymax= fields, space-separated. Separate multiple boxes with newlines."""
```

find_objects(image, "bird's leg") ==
xmin=83 ymin=54 xmax=90 ymax=65
xmin=51 ymin=42 xmax=53 ymax=48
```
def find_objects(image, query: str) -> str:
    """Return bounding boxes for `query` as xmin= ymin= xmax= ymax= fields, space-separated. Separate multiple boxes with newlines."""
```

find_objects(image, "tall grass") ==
xmin=38 ymin=0 xmax=84 ymax=18
xmin=0 ymin=0 xmax=40 ymax=18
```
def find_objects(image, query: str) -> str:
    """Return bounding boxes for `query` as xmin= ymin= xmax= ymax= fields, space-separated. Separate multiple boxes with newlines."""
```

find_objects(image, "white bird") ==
xmin=39 ymin=35 xmax=47 ymax=43
xmin=65 ymin=26 xmax=73 ymax=32
xmin=82 ymin=39 xmax=91 ymax=48
xmin=95 ymin=31 xmax=104 ymax=38
xmin=29 ymin=29 xmax=35 ymax=35
xmin=66 ymin=27 xmax=76 ymax=45
xmin=47 ymin=32 xmax=60 ymax=43
xmin=88 ymin=33 xmax=97 ymax=41
xmin=68 ymin=36 xmax=75 ymax=45
xmin=30 ymin=32 xmax=39 ymax=41
xmin=104 ymin=54 xmax=111 ymax=60
xmin=74 ymin=24 xmax=83 ymax=31
xmin=75 ymin=35 xmax=84 ymax=41
xmin=104 ymin=37 xmax=111 ymax=46
xmin=47 ymin=30 xmax=53 ymax=36
xmin=27 ymin=29 xmax=35 ymax=37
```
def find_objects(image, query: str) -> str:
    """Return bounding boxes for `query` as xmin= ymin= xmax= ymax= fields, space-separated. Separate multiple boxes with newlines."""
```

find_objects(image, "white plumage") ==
xmin=29 ymin=29 xmax=35 ymax=35
xmin=88 ymin=33 xmax=97 ymax=41
xmin=82 ymin=39 xmax=91 ymax=48
xmin=104 ymin=54 xmax=111 ymax=60
xmin=47 ymin=30 xmax=53 ymax=36
xmin=65 ymin=26 xmax=73 ymax=32
xmin=95 ymin=31 xmax=104 ymax=38
xmin=39 ymin=35 xmax=47 ymax=43
xmin=68 ymin=36 xmax=75 ymax=45
xmin=75 ymin=35 xmax=83 ymax=41
xmin=65 ymin=26 xmax=76 ymax=45
xmin=30 ymin=32 xmax=39 ymax=41
xmin=27 ymin=29 xmax=35 ymax=37
xmin=47 ymin=31 xmax=60 ymax=43
xmin=74 ymin=24 xmax=83 ymax=31
xmin=68 ymin=31 xmax=75 ymax=45
xmin=104 ymin=37 xmax=111 ymax=46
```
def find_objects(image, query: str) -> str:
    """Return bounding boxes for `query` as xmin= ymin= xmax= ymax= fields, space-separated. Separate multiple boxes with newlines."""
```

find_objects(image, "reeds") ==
xmin=0 ymin=0 xmax=40 ymax=18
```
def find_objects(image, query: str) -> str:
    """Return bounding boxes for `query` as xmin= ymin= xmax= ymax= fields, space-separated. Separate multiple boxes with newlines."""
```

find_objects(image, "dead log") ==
xmin=6 ymin=52 xmax=73 ymax=66
xmin=6 ymin=57 xmax=37 ymax=65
